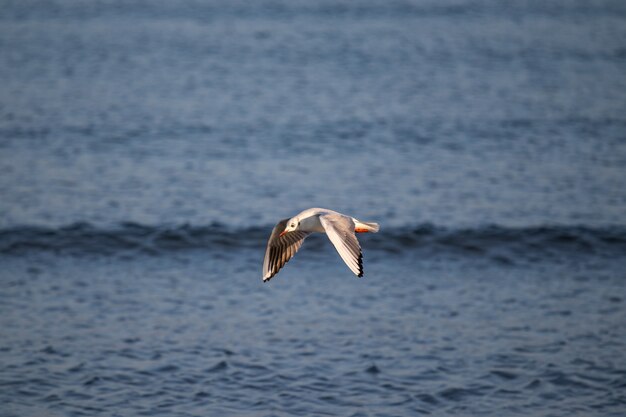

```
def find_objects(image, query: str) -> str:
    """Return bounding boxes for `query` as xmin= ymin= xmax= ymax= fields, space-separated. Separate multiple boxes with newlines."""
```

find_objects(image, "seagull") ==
xmin=263 ymin=208 xmax=379 ymax=282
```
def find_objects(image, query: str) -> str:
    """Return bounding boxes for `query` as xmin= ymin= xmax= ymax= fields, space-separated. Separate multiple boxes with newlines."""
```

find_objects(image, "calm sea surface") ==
xmin=1 ymin=1 xmax=626 ymax=416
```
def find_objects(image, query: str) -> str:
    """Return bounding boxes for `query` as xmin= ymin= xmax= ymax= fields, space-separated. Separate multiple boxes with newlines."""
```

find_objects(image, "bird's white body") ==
xmin=297 ymin=208 xmax=328 ymax=233
xmin=292 ymin=208 xmax=378 ymax=233
xmin=262 ymin=208 xmax=379 ymax=281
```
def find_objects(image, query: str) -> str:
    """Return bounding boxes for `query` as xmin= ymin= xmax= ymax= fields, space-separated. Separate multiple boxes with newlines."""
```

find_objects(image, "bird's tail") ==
xmin=354 ymin=220 xmax=380 ymax=233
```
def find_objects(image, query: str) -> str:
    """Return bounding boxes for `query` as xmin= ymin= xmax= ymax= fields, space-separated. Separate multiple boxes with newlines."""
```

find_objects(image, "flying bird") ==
xmin=263 ymin=208 xmax=379 ymax=281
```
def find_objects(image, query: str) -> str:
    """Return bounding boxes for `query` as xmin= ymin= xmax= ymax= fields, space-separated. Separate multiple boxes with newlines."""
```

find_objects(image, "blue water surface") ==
xmin=1 ymin=1 xmax=626 ymax=416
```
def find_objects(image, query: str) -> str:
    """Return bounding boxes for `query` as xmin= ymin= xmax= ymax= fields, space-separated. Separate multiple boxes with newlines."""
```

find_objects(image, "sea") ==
xmin=1 ymin=1 xmax=626 ymax=416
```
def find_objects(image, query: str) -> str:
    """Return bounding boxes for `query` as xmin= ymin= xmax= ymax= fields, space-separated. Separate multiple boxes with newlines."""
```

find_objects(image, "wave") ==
xmin=1 ymin=222 xmax=625 ymax=261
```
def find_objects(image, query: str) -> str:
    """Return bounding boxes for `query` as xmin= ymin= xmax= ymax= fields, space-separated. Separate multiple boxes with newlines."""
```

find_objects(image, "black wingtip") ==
xmin=357 ymin=251 xmax=364 ymax=277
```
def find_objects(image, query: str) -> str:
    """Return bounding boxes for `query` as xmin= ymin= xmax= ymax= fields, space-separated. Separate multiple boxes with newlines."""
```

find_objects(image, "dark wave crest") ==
xmin=1 ymin=222 xmax=625 ymax=261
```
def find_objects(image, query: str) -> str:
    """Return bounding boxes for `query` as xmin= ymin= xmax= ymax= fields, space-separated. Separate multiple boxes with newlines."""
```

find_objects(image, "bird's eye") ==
xmin=290 ymin=223 xmax=295 ymax=228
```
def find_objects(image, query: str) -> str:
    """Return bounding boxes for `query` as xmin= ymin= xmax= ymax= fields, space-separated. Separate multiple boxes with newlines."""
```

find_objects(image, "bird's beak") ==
xmin=279 ymin=230 xmax=288 ymax=237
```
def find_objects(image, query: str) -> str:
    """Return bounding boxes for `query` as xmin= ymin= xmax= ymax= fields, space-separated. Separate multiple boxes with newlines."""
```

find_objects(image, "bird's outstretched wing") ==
xmin=262 ymin=218 xmax=311 ymax=281
xmin=319 ymin=214 xmax=363 ymax=277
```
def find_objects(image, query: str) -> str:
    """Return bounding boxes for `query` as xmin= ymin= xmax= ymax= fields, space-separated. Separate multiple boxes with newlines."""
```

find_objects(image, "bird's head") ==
xmin=280 ymin=218 xmax=300 ymax=236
